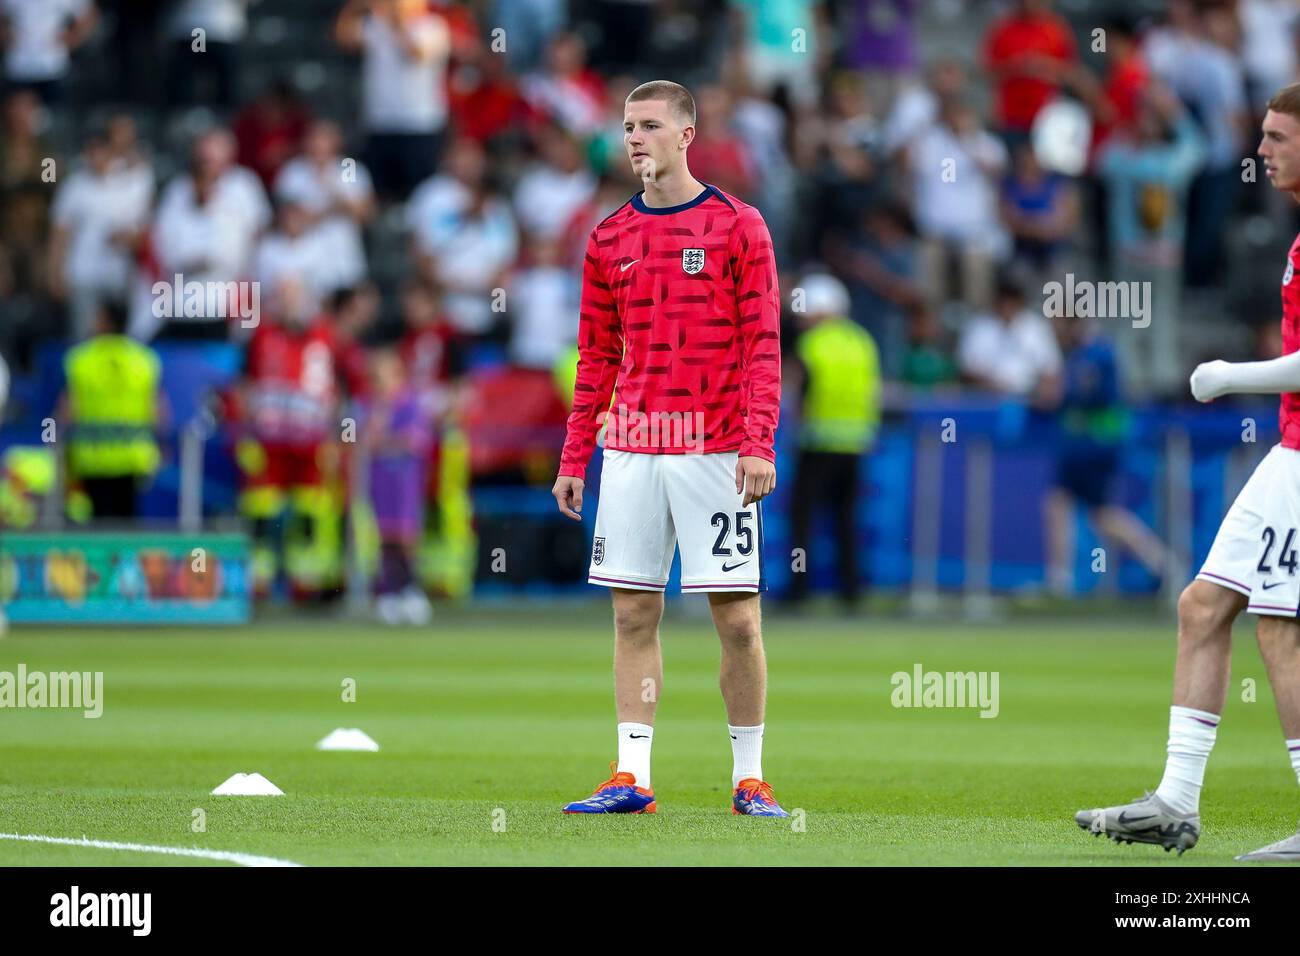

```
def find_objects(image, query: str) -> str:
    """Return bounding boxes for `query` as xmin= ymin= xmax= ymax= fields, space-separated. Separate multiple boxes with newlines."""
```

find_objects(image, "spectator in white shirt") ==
xmin=254 ymin=200 xmax=334 ymax=314
xmin=406 ymin=136 xmax=486 ymax=256
xmin=1240 ymin=0 xmax=1300 ymax=105
xmin=414 ymin=175 xmax=518 ymax=338
xmin=905 ymin=97 xmax=1009 ymax=311
xmin=145 ymin=128 xmax=270 ymax=340
xmin=336 ymin=0 xmax=452 ymax=201
xmin=49 ymin=126 xmax=154 ymax=340
xmin=512 ymin=122 xmax=596 ymax=242
xmin=958 ymin=271 xmax=1062 ymax=399
xmin=509 ymin=233 xmax=578 ymax=368
xmin=274 ymin=120 xmax=375 ymax=295
xmin=0 ymin=0 xmax=97 ymax=104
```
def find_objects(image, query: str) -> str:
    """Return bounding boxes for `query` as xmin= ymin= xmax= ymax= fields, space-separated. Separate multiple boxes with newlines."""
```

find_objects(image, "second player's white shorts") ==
xmin=588 ymin=449 xmax=765 ymax=593
xmin=1198 ymin=443 xmax=1300 ymax=616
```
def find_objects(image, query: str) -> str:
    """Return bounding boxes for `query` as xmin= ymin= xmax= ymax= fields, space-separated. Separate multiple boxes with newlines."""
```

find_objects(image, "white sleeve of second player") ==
xmin=1190 ymin=351 xmax=1300 ymax=402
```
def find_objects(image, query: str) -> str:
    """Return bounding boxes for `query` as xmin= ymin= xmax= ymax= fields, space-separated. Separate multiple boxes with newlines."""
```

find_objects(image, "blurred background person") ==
xmin=1095 ymin=82 xmax=1205 ymax=393
xmin=59 ymin=301 xmax=164 ymax=521
xmin=1043 ymin=312 xmax=1169 ymax=597
xmin=729 ymin=0 xmax=829 ymax=109
xmin=1001 ymin=138 xmax=1079 ymax=280
xmin=841 ymin=0 xmax=922 ymax=115
xmin=900 ymin=300 xmax=958 ymax=390
xmin=254 ymin=200 xmax=333 ymax=314
xmin=957 ymin=269 xmax=1061 ymax=399
xmin=0 ymin=90 xmax=57 ymax=362
xmin=508 ymin=233 xmax=578 ymax=370
xmin=414 ymin=172 xmax=517 ymax=339
xmin=233 ymin=275 xmax=348 ymax=600
xmin=48 ymin=124 xmax=154 ymax=341
xmin=147 ymin=127 xmax=270 ymax=341
xmin=905 ymin=91 xmax=1009 ymax=312
xmin=1145 ymin=0 xmax=1247 ymax=290
xmin=336 ymin=0 xmax=452 ymax=202
xmin=0 ymin=0 xmax=97 ymax=105
xmin=511 ymin=121 xmax=595 ymax=242
xmin=521 ymin=31 xmax=606 ymax=138
xmin=982 ymin=0 xmax=1092 ymax=148
xmin=786 ymin=274 xmax=881 ymax=610
xmin=824 ymin=199 xmax=921 ymax=380
xmin=361 ymin=347 xmax=435 ymax=626
xmin=166 ymin=0 xmax=250 ymax=109
xmin=273 ymin=119 xmax=376 ymax=297
xmin=234 ymin=79 xmax=312 ymax=192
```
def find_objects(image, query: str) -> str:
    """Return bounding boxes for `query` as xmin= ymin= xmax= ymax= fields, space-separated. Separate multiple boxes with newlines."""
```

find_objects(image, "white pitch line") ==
xmin=0 ymin=833 xmax=303 ymax=867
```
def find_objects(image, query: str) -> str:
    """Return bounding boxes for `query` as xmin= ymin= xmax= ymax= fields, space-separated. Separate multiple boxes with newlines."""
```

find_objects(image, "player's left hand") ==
xmin=736 ymin=456 xmax=776 ymax=507
xmin=1190 ymin=360 xmax=1232 ymax=403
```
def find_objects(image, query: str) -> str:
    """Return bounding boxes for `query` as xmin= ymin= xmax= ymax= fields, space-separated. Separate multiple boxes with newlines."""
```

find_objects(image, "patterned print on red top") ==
xmin=1280 ymin=232 xmax=1300 ymax=450
xmin=558 ymin=184 xmax=781 ymax=480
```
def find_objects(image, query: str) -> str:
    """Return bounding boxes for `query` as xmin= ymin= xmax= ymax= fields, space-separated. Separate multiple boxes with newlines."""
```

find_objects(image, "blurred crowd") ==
xmin=2 ymin=0 xmax=1300 ymax=606
xmin=4 ymin=2 xmax=1300 ymax=382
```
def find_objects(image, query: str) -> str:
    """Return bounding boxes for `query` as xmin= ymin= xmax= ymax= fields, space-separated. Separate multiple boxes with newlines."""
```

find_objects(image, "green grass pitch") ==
xmin=0 ymin=603 xmax=1296 ymax=866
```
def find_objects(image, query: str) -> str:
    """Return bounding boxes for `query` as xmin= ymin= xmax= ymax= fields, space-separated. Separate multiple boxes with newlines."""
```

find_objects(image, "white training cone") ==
xmin=316 ymin=728 xmax=380 ymax=752
xmin=211 ymin=772 xmax=284 ymax=796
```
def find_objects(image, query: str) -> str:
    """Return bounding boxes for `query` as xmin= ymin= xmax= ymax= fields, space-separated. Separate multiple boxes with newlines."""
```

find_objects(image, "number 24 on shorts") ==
xmin=1259 ymin=526 xmax=1299 ymax=575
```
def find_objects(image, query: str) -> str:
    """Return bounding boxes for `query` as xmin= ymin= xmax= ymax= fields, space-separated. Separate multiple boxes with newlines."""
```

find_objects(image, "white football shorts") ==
xmin=588 ymin=449 xmax=766 ymax=593
xmin=1198 ymin=444 xmax=1300 ymax=616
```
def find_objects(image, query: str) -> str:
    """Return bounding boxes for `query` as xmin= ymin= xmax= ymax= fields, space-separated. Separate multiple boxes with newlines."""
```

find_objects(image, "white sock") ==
xmin=1287 ymin=738 xmax=1300 ymax=787
xmin=616 ymin=722 xmax=653 ymax=788
xmin=729 ymin=723 xmax=764 ymax=788
xmin=1154 ymin=706 xmax=1220 ymax=814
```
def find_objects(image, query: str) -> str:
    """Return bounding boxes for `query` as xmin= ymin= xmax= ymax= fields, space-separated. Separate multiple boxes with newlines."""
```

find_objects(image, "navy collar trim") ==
xmin=631 ymin=183 xmax=721 ymax=215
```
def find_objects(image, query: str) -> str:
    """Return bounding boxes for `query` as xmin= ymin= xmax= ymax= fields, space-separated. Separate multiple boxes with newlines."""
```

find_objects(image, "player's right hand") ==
xmin=552 ymin=475 xmax=585 ymax=520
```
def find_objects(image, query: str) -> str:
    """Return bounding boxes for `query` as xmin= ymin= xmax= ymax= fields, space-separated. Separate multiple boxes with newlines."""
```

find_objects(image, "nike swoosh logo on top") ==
xmin=628 ymin=733 xmax=650 ymax=739
xmin=1117 ymin=811 xmax=1156 ymax=824
xmin=620 ymin=259 xmax=639 ymax=271
xmin=1261 ymin=581 xmax=1286 ymax=590
xmin=721 ymin=561 xmax=749 ymax=572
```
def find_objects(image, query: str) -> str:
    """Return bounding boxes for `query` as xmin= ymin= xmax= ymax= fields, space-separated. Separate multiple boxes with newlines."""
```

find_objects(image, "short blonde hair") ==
xmin=626 ymin=80 xmax=696 ymax=128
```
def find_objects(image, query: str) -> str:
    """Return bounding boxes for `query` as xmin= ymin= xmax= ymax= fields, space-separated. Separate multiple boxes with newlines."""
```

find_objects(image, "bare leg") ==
xmin=1172 ymin=579 xmax=1246 ymax=713
xmin=611 ymin=588 xmax=664 ymax=724
xmin=1044 ymin=487 xmax=1075 ymax=595
xmin=1256 ymin=616 xmax=1300 ymax=739
xmin=709 ymin=592 xmax=765 ymax=725
xmin=1092 ymin=505 xmax=1170 ymax=580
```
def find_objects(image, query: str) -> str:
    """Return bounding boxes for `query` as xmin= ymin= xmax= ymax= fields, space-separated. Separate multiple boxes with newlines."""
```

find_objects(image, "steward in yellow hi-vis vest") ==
xmin=788 ymin=274 xmax=880 ymax=609
xmin=62 ymin=303 xmax=163 ymax=519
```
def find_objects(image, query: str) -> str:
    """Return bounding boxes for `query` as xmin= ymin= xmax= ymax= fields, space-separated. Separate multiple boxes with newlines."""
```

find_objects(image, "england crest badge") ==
xmin=593 ymin=536 xmax=605 ymax=565
xmin=682 ymin=248 xmax=705 ymax=275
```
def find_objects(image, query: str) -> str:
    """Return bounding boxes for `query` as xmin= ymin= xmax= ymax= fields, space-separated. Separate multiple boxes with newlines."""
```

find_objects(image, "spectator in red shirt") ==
xmin=1089 ymin=17 xmax=1149 ymax=159
xmin=686 ymin=84 xmax=758 ymax=201
xmin=448 ymin=45 xmax=533 ymax=146
xmin=234 ymin=79 xmax=312 ymax=192
xmin=983 ymin=0 xmax=1083 ymax=138
xmin=521 ymin=32 xmax=607 ymax=138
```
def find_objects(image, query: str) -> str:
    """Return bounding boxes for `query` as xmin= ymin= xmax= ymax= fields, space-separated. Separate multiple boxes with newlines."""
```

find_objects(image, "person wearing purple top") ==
xmin=842 ymin=0 xmax=920 ymax=112
xmin=362 ymin=348 xmax=436 ymax=625
xmin=843 ymin=0 xmax=919 ymax=73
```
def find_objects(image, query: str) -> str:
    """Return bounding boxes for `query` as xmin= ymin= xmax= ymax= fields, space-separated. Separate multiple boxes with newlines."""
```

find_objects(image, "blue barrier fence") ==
xmin=472 ymin=397 xmax=1277 ymax=598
